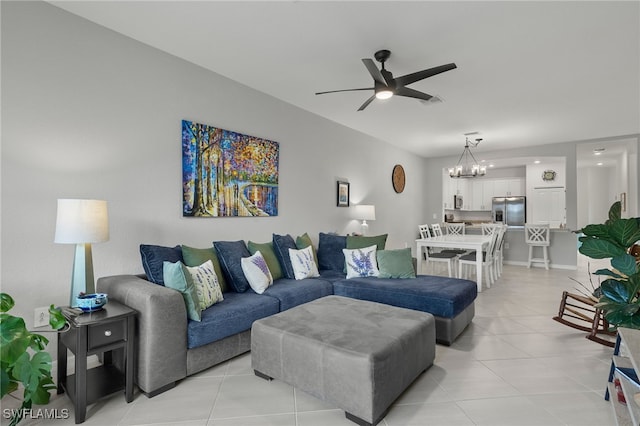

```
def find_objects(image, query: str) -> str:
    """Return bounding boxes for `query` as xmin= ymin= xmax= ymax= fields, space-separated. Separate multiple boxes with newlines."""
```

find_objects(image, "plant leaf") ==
xmin=608 ymin=201 xmax=622 ymax=222
xmin=579 ymin=239 xmax=626 ymax=259
xmin=611 ymin=218 xmax=640 ymax=247
xmin=611 ymin=254 xmax=639 ymax=277
xmin=594 ymin=268 xmax=623 ymax=278
xmin=601 ymin=279 xmax=631 ymax=303
xmin=580 ymin=224 xmax=611 ymax=238
xmin=48 ymin=305 xmax=67 ymax=330
xmin=0 ymin=293 xmax=14 ymax=313
xmin=0 ymin=315 xmax=31 ymax=364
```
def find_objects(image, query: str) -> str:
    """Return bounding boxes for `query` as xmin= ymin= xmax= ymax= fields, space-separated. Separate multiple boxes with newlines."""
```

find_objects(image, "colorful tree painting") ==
xmin=182 ymin=120 xmax=279 ymax=217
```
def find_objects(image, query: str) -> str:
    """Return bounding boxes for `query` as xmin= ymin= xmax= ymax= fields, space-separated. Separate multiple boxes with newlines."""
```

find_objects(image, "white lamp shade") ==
xmin=55 ymin=199 xmax=109 ymax=244
xmin=354 ymin=204 xmax=376 ymax=221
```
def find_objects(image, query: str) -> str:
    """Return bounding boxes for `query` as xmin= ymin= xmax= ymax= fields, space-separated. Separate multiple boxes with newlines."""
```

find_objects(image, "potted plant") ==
xmin=0 ymin=293 xmax=66 ymax=426
xmin=578 ymin=201 xmax=640 ymax=328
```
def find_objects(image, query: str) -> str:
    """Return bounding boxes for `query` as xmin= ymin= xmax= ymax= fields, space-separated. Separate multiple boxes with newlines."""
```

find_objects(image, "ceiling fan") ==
xmin=315 ymin=49 xmax=457 ymax=111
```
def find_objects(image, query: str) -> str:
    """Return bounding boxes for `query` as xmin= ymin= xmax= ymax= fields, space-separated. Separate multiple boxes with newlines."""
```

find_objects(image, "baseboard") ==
xmin=504 ymin=261 xmax=577 ymax=270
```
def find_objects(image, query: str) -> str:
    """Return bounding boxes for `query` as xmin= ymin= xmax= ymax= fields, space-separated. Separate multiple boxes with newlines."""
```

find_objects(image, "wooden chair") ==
xmin=552 ymin=291 xmax=616 ymax=347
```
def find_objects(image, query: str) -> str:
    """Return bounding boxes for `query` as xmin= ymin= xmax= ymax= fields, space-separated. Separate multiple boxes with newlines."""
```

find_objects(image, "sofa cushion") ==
xmin=317 ymin=233 xmax=347 ymax=271
xmin=187 ymin=292 xmax=279 ymax=349
xmin=181 ymin=245 xmax=228 ymax=293
xmin=333 ymin=275 xmax=477 ymax=318
xmin=140 ymin=244 xmax=183 ymax=285
xmin=377 ymin=248 xmax=416 ymax=279
xmin=318 ymin=269 xmax=348 ymax=283
xmin=295 ymin=232 xmax=318 ymax=265
xmin=289 ymin=246 xmax=320 ymax=280
xmin=241 ymin=251 xmax=273 ymax=294
xmin=247 ymin=241 xmax=283 ymax=280
xmin=346 ymin=234 xmax=388 ymax=250
xmin=185 ymin=260 xmax=224 ymax=309
xmin=214 ymin=241 xmax=251 ymax=293
xmin=261 ymin=278 xmax=333 ymax=311
xmin=163 ymin=261 xmax=202 ymax=321
xmin=272 ymin=234 xmax=298 ymax=279
xmin=343 ymin=245 xmax=380 ymax=278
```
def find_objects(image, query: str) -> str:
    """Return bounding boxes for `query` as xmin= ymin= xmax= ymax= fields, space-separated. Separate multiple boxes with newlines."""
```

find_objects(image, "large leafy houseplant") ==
xmin=0 ymin=293 xmax=66 ymax=426
xmin=579 ymin=201 xmax=640 ymax=328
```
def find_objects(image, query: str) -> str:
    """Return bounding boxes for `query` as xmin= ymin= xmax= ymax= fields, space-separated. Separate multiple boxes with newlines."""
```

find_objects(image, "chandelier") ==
xmin=449 ymin=137 xmax=487 ymax=178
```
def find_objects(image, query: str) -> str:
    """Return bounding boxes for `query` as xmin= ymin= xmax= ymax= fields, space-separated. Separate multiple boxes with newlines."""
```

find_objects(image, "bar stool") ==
xmin=525 ymin=223 xmax=550 ymax=270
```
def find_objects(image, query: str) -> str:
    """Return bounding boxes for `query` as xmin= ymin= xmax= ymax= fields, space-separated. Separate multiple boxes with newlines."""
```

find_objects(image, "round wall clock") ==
xmin=542 ymin=170 xmax=557 ymax=182
xmin=392 ymin=164 xmax=406 ymax=193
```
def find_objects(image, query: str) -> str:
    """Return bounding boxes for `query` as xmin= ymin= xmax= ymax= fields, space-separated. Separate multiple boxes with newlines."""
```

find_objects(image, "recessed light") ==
xmin=489 ymin=164 xmax=495 ymax=168
xmin=534 ymin=160 xmax=541 ymax=164
xmin=597 ymin=162 xmax=603 ymax=166
xmin=593 ymin=148 xmax=605 ymax=155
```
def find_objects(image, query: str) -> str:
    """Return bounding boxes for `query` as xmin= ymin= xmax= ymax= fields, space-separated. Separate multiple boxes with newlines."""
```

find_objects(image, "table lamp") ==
xmin=354 ymin=205 xmax=376 ymax=235
xmin=55 ymin=199 xmax=109 ymax=306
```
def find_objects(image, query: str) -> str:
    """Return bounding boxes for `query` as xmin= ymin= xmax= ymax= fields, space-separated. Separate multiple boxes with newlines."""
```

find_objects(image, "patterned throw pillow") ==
xmin=241 ymin=251 xmax=273 ymax=294
xmin=288 ymin=246 xmax=320 ymax=280
xmin=343 ymin=245 xmax=380 ymax=279
xmin=183 ymin=260 xmax=224 ymax=310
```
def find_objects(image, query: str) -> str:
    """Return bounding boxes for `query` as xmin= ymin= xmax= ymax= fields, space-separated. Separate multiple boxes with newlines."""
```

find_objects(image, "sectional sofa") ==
xmin=97 ymin=232 xmax=477 ymax=397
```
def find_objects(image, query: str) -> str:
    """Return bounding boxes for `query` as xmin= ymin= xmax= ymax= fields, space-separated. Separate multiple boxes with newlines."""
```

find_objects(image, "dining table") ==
xmin=416 ymin=234 xmax=493 ymax=292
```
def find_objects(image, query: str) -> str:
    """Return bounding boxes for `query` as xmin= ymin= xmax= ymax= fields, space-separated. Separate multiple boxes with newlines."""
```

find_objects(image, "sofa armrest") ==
xmin=97 ymin=275 xmax=187 ymax=396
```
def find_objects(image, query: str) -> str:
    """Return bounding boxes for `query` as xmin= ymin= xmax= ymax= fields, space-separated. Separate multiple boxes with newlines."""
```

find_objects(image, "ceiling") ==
xmin=49 ymin=1 xmax=640 ymax=159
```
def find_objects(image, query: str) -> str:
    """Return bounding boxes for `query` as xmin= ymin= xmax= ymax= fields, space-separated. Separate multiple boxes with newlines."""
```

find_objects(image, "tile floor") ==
xmin=2 ymin=256 xmax=619 ymax=425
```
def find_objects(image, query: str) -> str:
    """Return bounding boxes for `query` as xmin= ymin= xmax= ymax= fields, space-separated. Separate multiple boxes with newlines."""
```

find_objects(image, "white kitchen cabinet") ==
xmin=442 ymin=176 xmax=524 ymax=211
xmin=506 ymin=178 xmax=525 ymax=196
xmin=529 ymin=187 xmax=566 ymax=227
xmin=492 ymin=180 xmax=508 ymax=197
xmin=482 ymin=180 xmax=494 ymax=210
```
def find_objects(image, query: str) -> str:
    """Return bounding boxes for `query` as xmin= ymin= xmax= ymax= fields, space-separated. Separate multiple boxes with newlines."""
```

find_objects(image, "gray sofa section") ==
xmin=98 ymin=271 xmax=476 ymax=397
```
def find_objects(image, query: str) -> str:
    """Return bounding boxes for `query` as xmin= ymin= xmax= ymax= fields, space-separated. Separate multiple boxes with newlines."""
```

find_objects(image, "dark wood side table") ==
xmin=57 ymin=300 xmax=136 ymax=424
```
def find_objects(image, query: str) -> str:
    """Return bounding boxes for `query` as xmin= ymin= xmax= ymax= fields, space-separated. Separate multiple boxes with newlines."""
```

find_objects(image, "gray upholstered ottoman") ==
xmin=251 ymin=295 xmax=436 ymax=426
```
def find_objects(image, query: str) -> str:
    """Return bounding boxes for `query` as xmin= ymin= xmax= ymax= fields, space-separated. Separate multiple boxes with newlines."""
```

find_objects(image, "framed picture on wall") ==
xmin=337 ymin=181 xmax=350 ymax=207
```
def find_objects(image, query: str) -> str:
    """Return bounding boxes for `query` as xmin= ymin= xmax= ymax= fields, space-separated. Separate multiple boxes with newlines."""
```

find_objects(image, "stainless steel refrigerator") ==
xmin=492 ymin=196 xmax=526 ymax=226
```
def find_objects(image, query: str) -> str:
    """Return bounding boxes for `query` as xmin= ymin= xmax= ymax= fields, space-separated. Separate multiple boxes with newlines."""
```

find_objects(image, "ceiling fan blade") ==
xmin=395 ymin=63 xmax=457 ymax=87
xmin=357 ymin=95 xmax=376 ymax=111
xmin=395 ymin=87 xmax=433 ymax=102
xmin=362 ymin=58 xmax=387 ymax=86
xmin=315 ymin=87 xmax=373 ymax=95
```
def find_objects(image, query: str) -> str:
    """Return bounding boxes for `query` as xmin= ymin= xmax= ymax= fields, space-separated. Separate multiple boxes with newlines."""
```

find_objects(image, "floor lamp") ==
xmin=55 ymin=199 xmax=109 ymax=307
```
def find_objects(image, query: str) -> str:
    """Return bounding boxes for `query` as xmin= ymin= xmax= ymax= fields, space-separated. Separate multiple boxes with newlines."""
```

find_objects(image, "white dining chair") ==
xmin=445 ymin=223 xmax=465 ymax=236
xmin=458 ymin=229 xmax=500 ymax=288
xmin=525 ymin=223 xmax=550 ymax=269
xmin=431 ymin=223 xmax=444 ymax=236
xmin=481 ymin=223 xmax=501 ymax=236
xmin=418 ymin=224 xmax=457 ymax=277
xmin=442 ymin=223 xmax=467 ymax=255
xmin=493 ymin=225 xmax=507 ymax=278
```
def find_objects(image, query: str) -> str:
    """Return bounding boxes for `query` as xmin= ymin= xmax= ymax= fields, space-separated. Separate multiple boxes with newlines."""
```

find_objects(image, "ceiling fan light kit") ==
xmin=449 ymin=137 xmax=487 ymax=179
xmin=315 ymin=49 xmax=456 ymax=111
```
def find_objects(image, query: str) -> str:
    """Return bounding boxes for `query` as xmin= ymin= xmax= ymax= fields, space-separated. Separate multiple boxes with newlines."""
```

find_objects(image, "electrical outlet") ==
xmin=34 ymin=307 xmax=49 ymax=328
xmin=504 ymin=242 xmax=510 ymax=249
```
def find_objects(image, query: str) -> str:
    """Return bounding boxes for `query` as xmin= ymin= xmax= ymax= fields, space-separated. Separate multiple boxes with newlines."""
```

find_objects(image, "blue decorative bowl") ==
xmin=76 ymin=293 xmax=108 ymax=312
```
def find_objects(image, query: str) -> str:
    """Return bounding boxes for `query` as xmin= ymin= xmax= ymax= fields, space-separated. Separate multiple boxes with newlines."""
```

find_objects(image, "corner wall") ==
xmin=1 ymin=2 xmax=426 ymax=330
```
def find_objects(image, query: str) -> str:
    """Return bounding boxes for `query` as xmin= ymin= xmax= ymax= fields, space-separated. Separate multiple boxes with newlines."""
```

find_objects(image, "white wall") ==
xmin=1 ymin=2 xmax=426 ymax=331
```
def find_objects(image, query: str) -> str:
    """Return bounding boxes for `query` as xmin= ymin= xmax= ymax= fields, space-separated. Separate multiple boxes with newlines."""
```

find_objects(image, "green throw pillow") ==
xmin=296 ymin=232 xmax=318 ymax=265
xmin=346 ymin=234 xmax=388 ymax=250
xmin=181 ymin=245 xmax=228 ymax=293
xmin=247 ymin=241 xmax=283 ymax=280
xmin=377 ymin=248 xmax=416 ymax=279
xmin=163 ymin=261 xmax=202 ymax=321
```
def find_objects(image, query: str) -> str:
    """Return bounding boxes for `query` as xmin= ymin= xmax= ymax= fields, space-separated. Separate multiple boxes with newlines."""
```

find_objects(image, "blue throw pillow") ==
xmin=213 ymin=241 xmax=251 ymax=292
xmin=140 ymin=244 xmax=183 ymax=285
xmin=272 ymin=234 xmax=298 ymax=279
xmin=317 ymin=233 xmax=347 ymax=272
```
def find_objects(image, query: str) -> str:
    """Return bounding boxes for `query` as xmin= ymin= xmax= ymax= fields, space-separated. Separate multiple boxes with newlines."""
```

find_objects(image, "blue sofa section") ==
xmin=97 ymin=234 xmax=477 ymax=397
